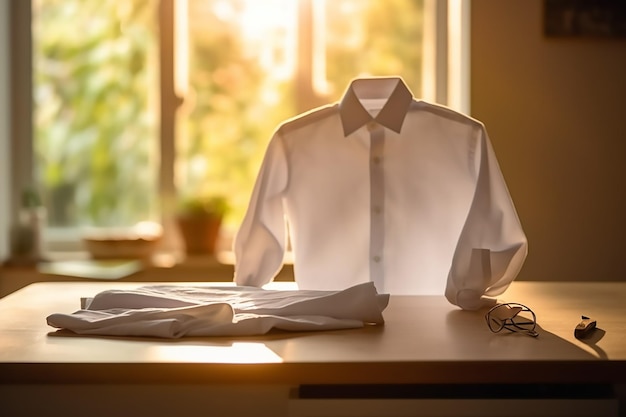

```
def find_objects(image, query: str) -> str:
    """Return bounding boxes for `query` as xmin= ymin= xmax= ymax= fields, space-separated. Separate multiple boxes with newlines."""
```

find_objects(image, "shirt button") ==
xmin=367 ymin=121 xmax=378 ymax=131
xmin=372 ymin=156 xmax=381 ymax=164
xmin=373 ymin=206 xmax=382 ymax=214
xmin=373 ymin=255 xmax=381 ymax=263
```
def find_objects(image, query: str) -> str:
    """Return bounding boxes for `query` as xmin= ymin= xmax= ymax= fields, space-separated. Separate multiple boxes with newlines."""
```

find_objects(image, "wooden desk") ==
xmin=1 ymin=281 xmax=624 ymax=417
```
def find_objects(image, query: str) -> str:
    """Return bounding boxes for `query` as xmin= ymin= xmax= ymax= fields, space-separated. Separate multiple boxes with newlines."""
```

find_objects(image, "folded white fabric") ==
xmin=47 ymin=282 xmax=389 ymax=338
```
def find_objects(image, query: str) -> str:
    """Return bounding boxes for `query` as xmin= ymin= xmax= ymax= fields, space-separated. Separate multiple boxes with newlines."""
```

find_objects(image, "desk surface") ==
xmin=1 ymin=281 xmax=625 ymax=385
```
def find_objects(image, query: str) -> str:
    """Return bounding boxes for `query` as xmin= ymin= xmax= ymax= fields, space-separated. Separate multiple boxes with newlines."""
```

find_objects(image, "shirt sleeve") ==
xmin=233 ymin=131 xmax=289 ymax=287
xmin=445 ymin=125 xmax=528 ymax=310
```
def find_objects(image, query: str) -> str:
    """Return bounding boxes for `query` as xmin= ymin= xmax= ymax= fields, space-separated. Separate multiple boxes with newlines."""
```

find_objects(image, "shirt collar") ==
xmin=339 ymin=77 xmax=414 ymax=136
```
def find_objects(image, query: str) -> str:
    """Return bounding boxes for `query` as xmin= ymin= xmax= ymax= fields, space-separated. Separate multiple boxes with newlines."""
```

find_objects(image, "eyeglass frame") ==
xmin=485 ymin=302 xmax=538 ymax=337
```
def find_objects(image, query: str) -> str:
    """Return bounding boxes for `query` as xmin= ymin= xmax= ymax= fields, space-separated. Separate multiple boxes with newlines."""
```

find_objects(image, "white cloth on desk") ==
xmin=46 ymin=282 xmax=389 ymax=338
xmin=234 ymin=76 xmax=527 ymax=310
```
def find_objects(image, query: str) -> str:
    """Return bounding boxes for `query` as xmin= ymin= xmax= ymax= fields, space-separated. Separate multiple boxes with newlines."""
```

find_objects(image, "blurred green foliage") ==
xmin=33 ymin=0 xmax=423 ymax=230
xmin=33 ymin=0 xmax=158 ymax=227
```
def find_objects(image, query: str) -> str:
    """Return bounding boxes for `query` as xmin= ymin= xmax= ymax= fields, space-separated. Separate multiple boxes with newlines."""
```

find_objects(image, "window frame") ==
xmin=7 ymin=0 xmax=470 ymax=259
xmin=0 ymin=0 xmax=10 ymax=260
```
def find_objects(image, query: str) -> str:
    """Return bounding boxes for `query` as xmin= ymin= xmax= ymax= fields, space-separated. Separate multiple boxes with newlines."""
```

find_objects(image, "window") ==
xmin=11 ymin=0 xmax=468 ymax=258
xmin=32 ymin=0 xmax=160 ymax=229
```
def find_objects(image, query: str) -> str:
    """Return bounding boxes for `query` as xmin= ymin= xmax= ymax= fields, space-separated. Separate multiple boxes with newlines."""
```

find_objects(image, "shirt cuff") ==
xmin=455 ymin=289 xmax=496 ymax=310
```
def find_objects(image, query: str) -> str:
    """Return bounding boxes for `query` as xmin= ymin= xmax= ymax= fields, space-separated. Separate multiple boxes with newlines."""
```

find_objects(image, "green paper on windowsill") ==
xmin=37 ymin=259 xmax=143 ymax=280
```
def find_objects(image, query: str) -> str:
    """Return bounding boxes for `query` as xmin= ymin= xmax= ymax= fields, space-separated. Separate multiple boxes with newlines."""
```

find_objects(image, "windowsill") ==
xmin=1 ymin=250 xmax=295 ymax=298
xmin=28 ymin=248 xmax=294 ymax=266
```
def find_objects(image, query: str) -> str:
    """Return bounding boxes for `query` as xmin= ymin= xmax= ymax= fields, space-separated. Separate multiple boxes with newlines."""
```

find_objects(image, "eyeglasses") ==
xmin=485 ymin=303 xmax=538 ymax=337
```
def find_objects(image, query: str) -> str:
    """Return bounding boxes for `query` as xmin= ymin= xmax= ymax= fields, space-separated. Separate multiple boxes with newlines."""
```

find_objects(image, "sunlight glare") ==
xmin=148 ymin=342 xmax=283 ymax=363
xmin=239 ymin=0 xmax=296 ymax=79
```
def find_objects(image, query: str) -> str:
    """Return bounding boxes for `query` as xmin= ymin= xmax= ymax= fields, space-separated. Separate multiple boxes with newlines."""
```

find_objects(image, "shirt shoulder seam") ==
xmin=277 ymin=104 xmax=338 ymax=135
xmin=410 ymin=100 xmax=484 ymax=129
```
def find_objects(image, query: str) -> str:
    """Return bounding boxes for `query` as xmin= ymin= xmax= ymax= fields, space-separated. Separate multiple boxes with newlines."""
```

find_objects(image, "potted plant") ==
xmin=176 ymin=194 xmax=230 ymax=255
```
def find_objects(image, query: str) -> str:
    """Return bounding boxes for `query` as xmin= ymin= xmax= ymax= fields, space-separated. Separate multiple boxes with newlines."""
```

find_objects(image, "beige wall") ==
xmin=471 ymin=0 xmax=626 ymax=281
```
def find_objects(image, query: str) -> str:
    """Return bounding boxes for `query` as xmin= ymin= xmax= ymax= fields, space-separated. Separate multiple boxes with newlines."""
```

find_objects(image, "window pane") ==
xmin=324 ymin=0 xmax=424 ymax=99
xmin=179 ymin=0 xmax=298 ymax=230
xmin=32 ymin=0 xmax=159 ymax=229
xmin=180 ymin=0 xmax=424 ymax=230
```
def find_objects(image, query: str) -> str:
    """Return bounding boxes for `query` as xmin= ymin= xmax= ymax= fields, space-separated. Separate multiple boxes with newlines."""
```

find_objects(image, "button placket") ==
xmin=369 ymin=125 xmax=385 ymax=292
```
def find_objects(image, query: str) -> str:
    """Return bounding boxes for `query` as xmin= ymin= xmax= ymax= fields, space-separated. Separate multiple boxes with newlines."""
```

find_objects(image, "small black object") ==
xmin=574 ymin=315 xmax=597 ymax=339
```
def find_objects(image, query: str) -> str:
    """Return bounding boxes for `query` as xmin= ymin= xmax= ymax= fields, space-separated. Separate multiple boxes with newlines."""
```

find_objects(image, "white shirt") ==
xmin=233 ymin=77 xmax=527 ymax=310
xmin=46 ymin=283 xmax=387 ymax=338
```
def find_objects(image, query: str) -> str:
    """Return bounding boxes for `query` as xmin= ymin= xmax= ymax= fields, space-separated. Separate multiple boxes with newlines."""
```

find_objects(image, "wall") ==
xmin=0 ymin=0 xmax=10 ymax=261
xmin=471 ymin=0 xmax=626 ymax=281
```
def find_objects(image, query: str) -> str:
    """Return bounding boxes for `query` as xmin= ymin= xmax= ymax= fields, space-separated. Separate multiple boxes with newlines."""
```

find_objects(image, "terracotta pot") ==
xmin=176 ymin=215 xmax=222 ymax=254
